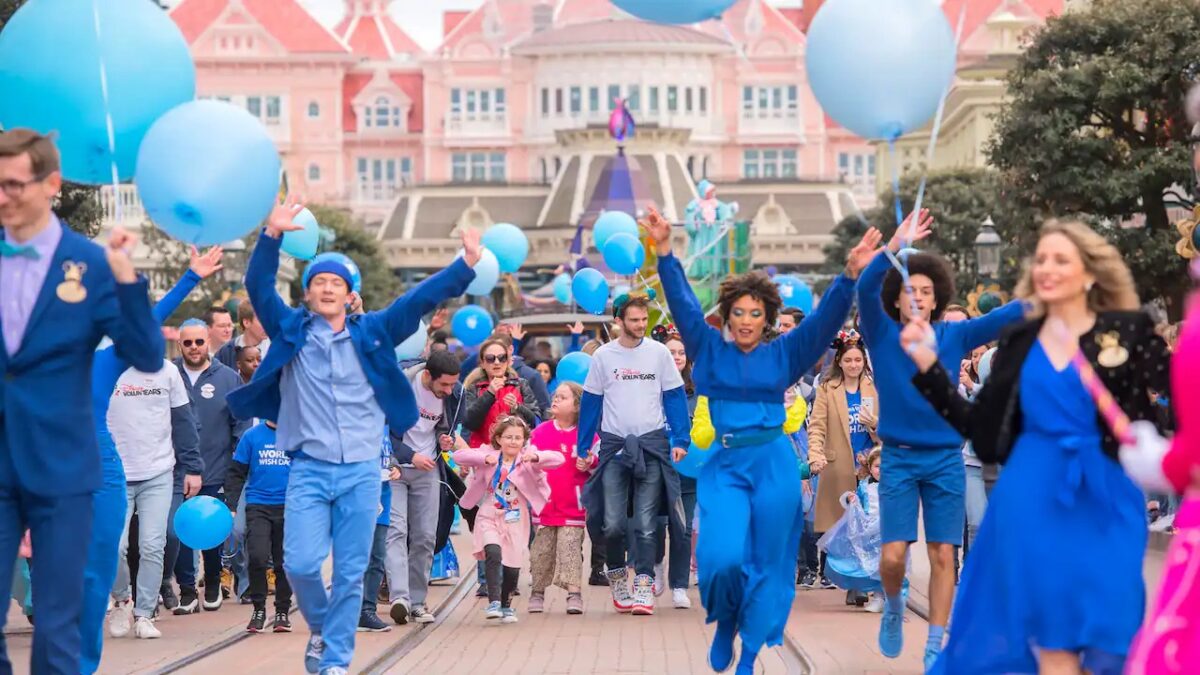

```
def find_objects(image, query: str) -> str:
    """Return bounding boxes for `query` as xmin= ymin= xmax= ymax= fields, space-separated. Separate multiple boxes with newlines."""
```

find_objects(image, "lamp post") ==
xmin=220 ymin=238 xmax=249 ymax=314
xmin=971 ymin=216 xmax=1005 ymax=315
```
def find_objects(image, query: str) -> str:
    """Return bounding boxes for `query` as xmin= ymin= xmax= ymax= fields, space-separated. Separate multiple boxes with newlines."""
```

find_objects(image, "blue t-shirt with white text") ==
xmin=233 ymin=423 xmax=290 ymax=506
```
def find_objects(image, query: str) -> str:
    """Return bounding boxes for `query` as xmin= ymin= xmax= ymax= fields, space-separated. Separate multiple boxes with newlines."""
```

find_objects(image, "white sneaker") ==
xmin=672 ymin=588 xmax=692 ymax=609
xmin=864 ymin=594 xmax=884 ymax=613
xmin=109 ymin=600 xmax=133 ymax=638
xmin=631 ymin=574 xmax=655 ymax=615
xmin=653 ymin=563 xmax=665 ymax=597
xmin=133 ymin=616 xmax=161 ymax=639
xmin=606 ymin=567 xmax=634 ymax=613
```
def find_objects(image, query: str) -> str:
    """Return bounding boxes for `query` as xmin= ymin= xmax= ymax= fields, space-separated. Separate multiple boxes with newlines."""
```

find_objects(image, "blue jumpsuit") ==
xmin=657 ymin=253 xmax=855 ymax=659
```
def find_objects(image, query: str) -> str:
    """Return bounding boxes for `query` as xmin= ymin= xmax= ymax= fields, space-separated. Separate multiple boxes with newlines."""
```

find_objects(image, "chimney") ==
xmin=532 ymin=3 xmax=553 ymax=33
xmin=443 ymin=10 xmax=469 ymax=39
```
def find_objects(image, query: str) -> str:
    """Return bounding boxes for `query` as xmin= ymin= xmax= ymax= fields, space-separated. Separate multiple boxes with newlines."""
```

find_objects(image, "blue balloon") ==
xmin=611 ymin=0 xmax=736 ymax=24
xmin=0 ymin=0 xmax=195 ymax=184
xmin=775 ymin=275 xmax=814 ymax=315
xmin=304 ymin=252 xmax=362 ymax=293
xmin=458 ymin=248 xmax=500 ymax=296
xmin=556 ymin=352 xmax=592 ymax=385
xmin=673 ymin=443 xmax=712 ymax=479
xmin=395 ymin=319 xmax=428 ymax=361
xmin=611 ymin=283 xmax=632 ymax=299
xmin=136 ymin=100 xmax=280 ymax=246
xmin=482 ymin=223 xmax=529 ymax=273
xmin=572 ymin=268 xmax=610 ymax=315
xmin=452 ymin=305 xmax=495 ymax=347
xmin=173 ymin=496 xmax=233 ymax=551
xmin=553 ymin=273 xmax=572 ymax=304
xmin=603 ymin=232 xmax=645 ymax=276
xmin=805 ymin=0 xmax=956 ymax=140
xmin=593 ymin=211 xmax=639 ymax=250
xmin=282 ymin=208 xmax=320 ymax=261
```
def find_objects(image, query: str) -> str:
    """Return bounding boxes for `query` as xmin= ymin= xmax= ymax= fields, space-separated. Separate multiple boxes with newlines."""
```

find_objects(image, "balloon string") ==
xmin=886 ymin=138 xmax=919 ymax=321
xmin=92 ymin=0 xmax=122 ymax=226
xmin=717 ymin=21 xmax=751 ymax=65
xmin=910 ymin=0 xmax=967 ymax=225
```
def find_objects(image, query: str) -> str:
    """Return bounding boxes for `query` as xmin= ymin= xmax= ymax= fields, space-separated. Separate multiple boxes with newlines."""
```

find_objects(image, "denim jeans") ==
xmin=964 ymin=465 xmax=988 ymax=550
xmin=113 ymin=469 xmax=173 ymax=618
xmin=226 ymin=489 xmax=250 ymax=598
xmin=601 ymin=459 xmax=663 ymax=577
xmin=361 ymin=523 xmax=388 ymax=614
xmin=654 ymin=480 xmax=696 ymax=589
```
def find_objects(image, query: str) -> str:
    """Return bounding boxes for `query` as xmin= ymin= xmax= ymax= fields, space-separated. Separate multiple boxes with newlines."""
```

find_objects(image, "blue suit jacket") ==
xmin=227 ymin=231 xmax=475 ymax=439
xmin=0 ymin=226 xmax=164 ymax=497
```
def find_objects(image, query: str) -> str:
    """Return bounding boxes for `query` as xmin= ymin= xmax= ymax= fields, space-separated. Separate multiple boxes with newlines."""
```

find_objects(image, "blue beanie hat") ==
xmin=304 ymin=259 xmax=354 ymax=290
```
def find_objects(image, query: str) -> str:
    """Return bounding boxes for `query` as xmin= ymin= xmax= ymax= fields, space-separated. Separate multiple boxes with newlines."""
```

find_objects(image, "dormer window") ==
xmin=363 ymin=96 xmax=404 ymax=130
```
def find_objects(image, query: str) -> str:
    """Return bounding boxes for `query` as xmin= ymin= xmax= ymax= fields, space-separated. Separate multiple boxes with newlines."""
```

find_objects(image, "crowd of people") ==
xmin=0 ymin=125 xmax=1194 ymax=675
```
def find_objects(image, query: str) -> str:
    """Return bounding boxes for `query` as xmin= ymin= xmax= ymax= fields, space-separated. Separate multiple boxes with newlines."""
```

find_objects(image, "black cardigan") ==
xmin=911 ymin=310 xmax=1171 ymax=465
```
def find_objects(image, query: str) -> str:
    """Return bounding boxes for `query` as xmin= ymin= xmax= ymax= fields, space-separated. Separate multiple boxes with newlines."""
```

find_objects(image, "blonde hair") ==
xmin=555 ymin=381 xmax=583 ymax=424
xmin=1013 ymin=219 xmax=1139 ymax=318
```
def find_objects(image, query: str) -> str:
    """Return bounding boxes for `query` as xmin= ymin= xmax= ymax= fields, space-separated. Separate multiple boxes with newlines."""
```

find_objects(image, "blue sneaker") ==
xmin=878 ymin=609 xmax=903 ymax=658
xmin=304 ymin=633 xmax=325 ymax=674
xmin=923 ymin=643 xmax=942 ymax=673
xmin=484 ymin=601 xmax=502 ymax=620
xmin=708 ymin=620 xmax=736 ymax=672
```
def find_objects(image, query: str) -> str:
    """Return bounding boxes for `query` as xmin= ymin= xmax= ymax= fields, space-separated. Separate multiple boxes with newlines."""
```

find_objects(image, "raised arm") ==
xmin=247 ymin=196 xmax=307 ymax=339
xmin=645 ymin=207 xmax=716 ymax=357
xmin=953 ymin=300 xmax=1025 ymax=350
xmin=857 ymin=210 xmax=933 ymax=345
xmin=153 ymin=270 xmax=200 ymax=324
xmin=98 ymin=228 xmax=165 ymax=373
xmin=380 ymin=230 xmax=478 ymax=344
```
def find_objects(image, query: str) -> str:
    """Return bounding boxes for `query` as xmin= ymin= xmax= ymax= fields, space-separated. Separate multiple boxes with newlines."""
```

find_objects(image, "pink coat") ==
xmin=453 ymin=445 xmax=564 ymax=514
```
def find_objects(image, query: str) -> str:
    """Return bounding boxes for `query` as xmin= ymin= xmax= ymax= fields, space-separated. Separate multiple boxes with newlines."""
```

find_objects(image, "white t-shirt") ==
xmin=183 ymin=365 xmax=205 ymax=386
xmin=107 ymin=359 xmax=191 ymax=482
xmin=402 ymin=375 xmax=444 ymax=461
xmin=584 ymin=338 xmax=684 ymax=438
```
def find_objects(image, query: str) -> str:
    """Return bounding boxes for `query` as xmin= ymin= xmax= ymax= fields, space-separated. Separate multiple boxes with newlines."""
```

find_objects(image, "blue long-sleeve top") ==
xmin=91 ymin=269 xmax=202 ymax=462
xmin=856 ymin=253 xmax=1025 ymax=449
xmin=656 ymin=251 xmax=855 ymax=441
xmin=576 ymin=386 xmax=690 ymax=457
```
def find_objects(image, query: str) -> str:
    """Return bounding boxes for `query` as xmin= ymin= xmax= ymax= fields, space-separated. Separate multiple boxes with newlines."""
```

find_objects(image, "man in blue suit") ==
xmin=228 ymin=194 xmax=478 ymax=675
xmin=0 ymin=129 xmax=163 ymax=673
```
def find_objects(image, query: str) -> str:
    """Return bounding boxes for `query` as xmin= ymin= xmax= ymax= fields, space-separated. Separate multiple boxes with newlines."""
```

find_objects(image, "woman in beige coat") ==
xmin=809 ymin=334 xmax=879 ymax=592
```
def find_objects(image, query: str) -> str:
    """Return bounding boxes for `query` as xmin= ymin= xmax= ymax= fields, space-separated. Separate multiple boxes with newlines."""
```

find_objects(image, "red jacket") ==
xmin=530 ymin=421 xmax=597 ymax=527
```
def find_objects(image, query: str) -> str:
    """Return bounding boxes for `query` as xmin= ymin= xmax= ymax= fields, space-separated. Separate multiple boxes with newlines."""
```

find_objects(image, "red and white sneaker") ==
xmin=631 ymin=574 xmax=655 ymax=616
xmin=606 ymin=567 xmax=634 ymax=613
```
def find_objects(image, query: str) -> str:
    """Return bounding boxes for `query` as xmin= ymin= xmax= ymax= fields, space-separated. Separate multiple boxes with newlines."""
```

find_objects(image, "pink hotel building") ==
xmin=114 ymin=0 xmax=1059 ymax=275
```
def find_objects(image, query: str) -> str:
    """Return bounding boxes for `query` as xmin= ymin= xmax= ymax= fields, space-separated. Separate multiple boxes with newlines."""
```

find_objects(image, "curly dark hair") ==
xmin=880 ymin=252 xmax=956 ymax=322
xmin=717 ymin=271 xmax=782 ymax=330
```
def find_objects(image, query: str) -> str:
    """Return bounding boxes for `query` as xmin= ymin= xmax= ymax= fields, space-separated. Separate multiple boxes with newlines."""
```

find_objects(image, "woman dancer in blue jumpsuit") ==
xmin=646 ymin=208 xmax=883 ymax=673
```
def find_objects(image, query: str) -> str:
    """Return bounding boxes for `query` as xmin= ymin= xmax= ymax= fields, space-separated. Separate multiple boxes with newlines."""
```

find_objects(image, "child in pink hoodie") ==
xmin=453 ymin=415 xmax=563 ymax=624
xmin=528 ymin=383 xmax=598 ymax=615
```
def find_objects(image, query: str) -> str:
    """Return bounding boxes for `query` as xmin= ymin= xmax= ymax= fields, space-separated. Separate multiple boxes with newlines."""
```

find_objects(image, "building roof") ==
xmin=335 ymin=1 xmax=423 ymax=60
xmin=170 ymin=0 xmax=350 ymax=54
xmin=342 ymin=70 xmax=424 ymax=133
xmin=511 ymin=18 xmax=731 ymax=53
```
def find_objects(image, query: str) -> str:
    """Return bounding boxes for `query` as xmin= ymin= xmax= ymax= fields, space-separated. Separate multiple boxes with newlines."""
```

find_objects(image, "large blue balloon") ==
xmin=572 ymin=268 xmax=610 ymax=315
xmin=673 ymin=443 xmax=712 ymax=479
xmin=136 ymin=100 xmax=280 ymax=246
xmin=556 ymin=352 xmax=592 ymax=386
xmin=174 ymin=495 xmax=233 ymax=551
xmin=282 ymin=208 xmax=320 ymax=261
xmin=481 ymin=223 xmax=528 ymax=273
xmin=611 ymin=0 xmax=736 ymax=24
xmin=775 ymin=274 xmax=814 ymax=315
xmin=592 ymin=211 xmax=639 ymax=250
xmin=395 ymin=319 xmax=428 ymax=361
xmin=0 ymin=0 xmax=195 ymax=184
xmin=553 ymin=273 xmax=572 ymax=304
xmin=458 ymin=248 xmax=500 ymax=296
xmin=452 ymin=305 xmax=494 ymax=347
xmin=805 ymin=0 xmax=956 ymax=140
xmin=304 ymin=252 xmax=362 ymax=293
xmin=603 ymin=232 xmax=644 ymax=276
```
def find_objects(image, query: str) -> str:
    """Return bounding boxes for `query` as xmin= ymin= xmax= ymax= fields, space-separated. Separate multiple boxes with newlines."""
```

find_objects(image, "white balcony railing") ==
xmin=99 ymin=184 xmax=146 ymax=228
xmin=355 ymin=182 xmax=408 ymax=204
xmin=445 ymin=114 xmax=509 ymax=137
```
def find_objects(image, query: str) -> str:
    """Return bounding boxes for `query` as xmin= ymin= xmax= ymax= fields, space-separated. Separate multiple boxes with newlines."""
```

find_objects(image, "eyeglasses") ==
xmin=0 ymin=173 xmax=49 ymax=199
xmin=483 ymin=354 xmax=509 ymax=364
xmin=499 ymin=435 xmax=527 ymax=443
xmin=182 ymin=338 xmax=206 ymax=348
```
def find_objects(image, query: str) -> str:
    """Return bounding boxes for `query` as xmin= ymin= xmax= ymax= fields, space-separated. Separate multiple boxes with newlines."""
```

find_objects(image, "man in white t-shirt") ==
xmin=383 ymin=350 xmax=460 ymax=626
xmin=576 ymin=294 xmax=691 ymax=616
xmin=107 ymin=359 xmax=203 ymax=639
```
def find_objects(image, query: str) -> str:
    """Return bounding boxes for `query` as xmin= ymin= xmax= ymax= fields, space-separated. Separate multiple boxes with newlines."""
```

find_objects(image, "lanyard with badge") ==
xmin=490 ymin=458 xmax=521 ymax=523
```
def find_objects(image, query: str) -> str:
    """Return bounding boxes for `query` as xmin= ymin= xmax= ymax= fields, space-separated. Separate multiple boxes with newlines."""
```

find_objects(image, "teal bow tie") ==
xmin=0 ymin=241 xmax=39 ymax=260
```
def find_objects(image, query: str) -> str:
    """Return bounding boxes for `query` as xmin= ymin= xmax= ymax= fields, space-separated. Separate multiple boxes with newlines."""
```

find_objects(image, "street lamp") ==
xmin=971 ymin=216 xmax=1005 ymax=315
xmin=221 ymin=238 xmax=248 ymax=286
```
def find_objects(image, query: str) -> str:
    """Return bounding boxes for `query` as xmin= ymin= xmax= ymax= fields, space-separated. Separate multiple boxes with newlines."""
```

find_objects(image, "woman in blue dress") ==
xmin=645 ymin=207 xmax=884 ymax=673
xmin=900 ymin=220 xmax=1171 ymax=674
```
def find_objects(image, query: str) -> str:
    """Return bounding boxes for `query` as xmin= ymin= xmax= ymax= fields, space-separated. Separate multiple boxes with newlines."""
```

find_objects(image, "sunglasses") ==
xmin=182 ymin=338 xmax=206 ymax=348
xmin=483 ymin=354 xmax=509 ymax=364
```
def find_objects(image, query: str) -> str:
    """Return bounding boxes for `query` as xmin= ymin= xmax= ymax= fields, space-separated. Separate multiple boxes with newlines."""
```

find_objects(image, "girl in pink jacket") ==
xmin=453 ymin=415 xmax=563 ymax=624
xmin=528 ymin=383 xmax=598 ymax=615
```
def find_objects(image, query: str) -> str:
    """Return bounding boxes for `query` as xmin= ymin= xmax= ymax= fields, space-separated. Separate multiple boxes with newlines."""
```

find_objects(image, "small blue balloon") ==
xmin=395 ymin=319 xmax=428 ymax=361
xmin=556 ymin=352 xmax=592 ymax=385
xmin=0 ymin=0 xmax=196 ymax=184
xmin=603 ymin=232 xmax=644 ymax=276
xmin=452 ymin=305 xmax=495 ymax=347
xmin=305 ymin=252 xmax=362 ymax=293
xmin=572 ymin=268 xmax=610 ymax=315
xmin=282 ymin=208 xmax=320 ymax=261
xmin=173 ymin=496 xmax=233 ymax=551
xmin=460 ymin=248 xmax=500 ymax=296
xmin=136 ymin=100 xmax=281 ymax=246
xmin=553 ymin=273 xmax=572 ymax=304
xmin=593 ymin=211 xmax=639 ymax=251
xmin=481 ymin=223 xmax=529 ymax=273
xmin=673 ymin=442 xmax=712 ymax=478
xmin=806 ymin=0 xmax=956 ymax=140
xmin=611 ymin=0 xmax=736 ymax=24
xmin=775 ymin=275 xmax=814 ymax=315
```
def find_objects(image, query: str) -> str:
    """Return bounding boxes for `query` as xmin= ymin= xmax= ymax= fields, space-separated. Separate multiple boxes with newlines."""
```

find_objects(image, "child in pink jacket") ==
xmin=453 ymin=415 xmax=563 ymax=624
xmin=528 ymin=383 xmax=597 ymax=615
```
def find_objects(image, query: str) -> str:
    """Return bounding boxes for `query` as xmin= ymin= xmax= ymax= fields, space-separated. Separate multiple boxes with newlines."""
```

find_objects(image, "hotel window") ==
xmin=489 ymin=152 xmax=506 ymax=181
xmin=648 ymin=86 xmax=660 ymax=112
xmin=667 ymin=86 xmax=678 ymax=113
xmin=246 ymin=96 xmax=262 ymax=118
xmin=570 ymin=86 xmax=582 ymax=114
xmin=627 ymin=85 xmax=640 ymax=112
xmin=685 ymin=87 xmax=694 ymax=114
xmin=356 ymin=157 xmax=410 ymax=200
xmin=541 ymin=88 xmax=549 ymax=116
xmin=365 ymin=96 xmax=402 ymax=128
xmin=307 ymin=164 xmax=321 ymax=182
xmin=555 ymin=88 xmax=563 ymax=115
xmin=742 ymin=85 xmax=801 ymax=120
xmin=699 ymin=87 xmax=708 ymax=114
xmin=787 ymin=85 xmax=798 ymax=115
xmin=307 ymin=101 xmax=320 ymax=118
xmin=743 ymin=148 xmax=798 ymax=179
xmin=451 ymin=153 xmax=506 ymax=183
xmin=494 ymin=89 xmax=506 ymax=115
xmin=607 ymin=84 xmax=620 ymax=110
xmin=266 ymin=96 xmax=281 ymax=124
xmin=837 ymin=152 xmax=875 ymax=187
xmin=588 ymin=86 xmax=600 ymax=112
xmin=742 ymin=86 xmax=753 ymax=116
xmin=453 ymin=87 xmax=506 ymax=121
xmin=451 ymin=89 xmax=462 ymax=116
xmin=466 ymin=90 xmax=477 ymax=117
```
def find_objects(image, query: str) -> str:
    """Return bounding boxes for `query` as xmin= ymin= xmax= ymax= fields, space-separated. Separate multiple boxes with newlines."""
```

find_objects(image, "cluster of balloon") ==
xmin=556 ymin=352 xmax=593 ymax=385
xmin=572 ymin=268 xmax=610 ymax=315
xmin=774 ymin=274 xmax=814 ymax=315
xmin=805 ymin=0 xmax=956 ymax=141
xmin=603 ymin=233 xmax=644 ymax=275
xmin=452 ymin=305 xmax=495 ymax=347
xmin=303 ymin=252 xmax=363 ymax=293
xmin=611 ymin=0 xmax=737 ymax=24
xmin=395 ymin=319 xmax=428 ymax=361
xmin=174 ymin=496 xmax=233 ymax=551
xmin=0 ymin=0 xmax=195 ymax=184
xmin=553 ymin=273 xmax=573 ymax=304
xmin=593 ymin=210 xmax=639 ymax=250
xmin=482 ymin=223 xmax=529 ymax=273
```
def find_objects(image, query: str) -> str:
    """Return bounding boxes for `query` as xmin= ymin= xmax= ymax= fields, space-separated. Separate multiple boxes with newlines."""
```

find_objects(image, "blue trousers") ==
xmin=80 ymin=454 xmax=127 ymax=674
xmin=696 ymin=435 xmax=802 ymax=655
xmin=284 ymin=457 xmax=379 ymax=670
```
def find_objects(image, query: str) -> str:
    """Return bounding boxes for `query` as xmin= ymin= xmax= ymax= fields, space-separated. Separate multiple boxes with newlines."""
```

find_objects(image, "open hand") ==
xmin=430 ymin=308 xmax=449 ymax=331
xmin=266 ymin=194 xmax=306 ymax=238
xmin=567 ymin=320 xmax=585 ymax=335
xmin=888 ymin=208 xmax=934 ymax=253
xmin=845 ymin=227 xmax=884 ymax=279
xmin=189 ymin=245 xmax=224 ymax=279
xmin=105 ymin=226 xmax=138 ymax=284
xmin=508 ymin=323 xmax=526 ymax=341
xmin=642 ymin=205 xmax=672 ymax=256
xmin=461 ymin=228 xmax=483 ymax=267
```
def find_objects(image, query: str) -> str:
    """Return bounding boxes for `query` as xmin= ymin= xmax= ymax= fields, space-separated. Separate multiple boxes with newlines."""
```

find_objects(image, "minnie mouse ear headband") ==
xmin=650 ymin=323 xmax=680 ymax=344
xmin=830 ymin=329 xmax=862 ymax=351
xmin=613 ymin=288 xmax=658 ymax=319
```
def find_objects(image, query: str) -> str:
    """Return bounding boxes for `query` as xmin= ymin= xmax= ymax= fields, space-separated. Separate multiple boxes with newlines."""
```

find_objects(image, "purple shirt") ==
xmin=0 ymin=215 xmax=64 ymax=356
